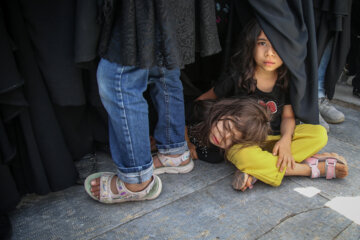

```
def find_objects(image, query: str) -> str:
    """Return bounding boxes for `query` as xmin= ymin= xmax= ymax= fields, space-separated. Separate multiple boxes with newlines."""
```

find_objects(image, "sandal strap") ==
xmin=157 ymin=151 xmax=190 ymax=167
xmin=115 ymin=177 xmax=154 ymax=199
xmin=305 ymin=157 xmax=320 ymax=178
xmin=99 ymin=173 xmax=116 ymax=201
xmin=99 ymin=173 xmax=155 ymax=203
xmin=325 ymin=158 xmax=337 ymax=179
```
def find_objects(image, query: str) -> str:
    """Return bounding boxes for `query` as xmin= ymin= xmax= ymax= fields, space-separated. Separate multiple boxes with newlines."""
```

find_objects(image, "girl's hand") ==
xmin=273 ymin=137 xmax=295 ymax=172
xmin=188 ymin=142 xmax=198 ymax=160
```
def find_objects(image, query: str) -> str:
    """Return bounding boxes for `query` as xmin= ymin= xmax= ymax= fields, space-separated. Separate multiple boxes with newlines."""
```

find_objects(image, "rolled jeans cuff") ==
xmin=116 ymin=163 xmax=153 ymax=184
xmin=157 ymin=141 xmax=189 ymax=155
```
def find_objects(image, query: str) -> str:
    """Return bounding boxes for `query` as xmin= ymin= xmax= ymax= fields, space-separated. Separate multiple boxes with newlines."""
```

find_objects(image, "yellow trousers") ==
xmin=227 ymin=124 xmax=328 ymax=186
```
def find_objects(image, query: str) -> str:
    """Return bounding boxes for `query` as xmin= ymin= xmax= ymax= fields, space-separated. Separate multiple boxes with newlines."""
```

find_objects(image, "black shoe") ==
xmin=353 ymin=87 xmax=360 ymax=98
xmin=0 ymin=214 xmax=12 ymax=240
xmin=75 ymin=153 xmax=97 ymax=184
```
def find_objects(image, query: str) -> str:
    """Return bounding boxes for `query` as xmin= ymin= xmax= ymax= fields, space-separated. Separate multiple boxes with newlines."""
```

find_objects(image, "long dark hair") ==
xmin=191 ymin=97 xmax=271 ymax=151
xmin=231 ymin=19 xmax=289 ymax=93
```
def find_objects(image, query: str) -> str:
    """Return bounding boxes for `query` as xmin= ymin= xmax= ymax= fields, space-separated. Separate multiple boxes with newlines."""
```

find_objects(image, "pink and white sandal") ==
xmin=304 ymin=156 xmax=347 ymax=179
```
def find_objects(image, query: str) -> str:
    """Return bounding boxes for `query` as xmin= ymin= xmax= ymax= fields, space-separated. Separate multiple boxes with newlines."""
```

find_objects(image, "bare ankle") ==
xmin=166 ymin=153 xmax=181 ymax=157
xmin=124 ymin=178 xmax=152 ymax=192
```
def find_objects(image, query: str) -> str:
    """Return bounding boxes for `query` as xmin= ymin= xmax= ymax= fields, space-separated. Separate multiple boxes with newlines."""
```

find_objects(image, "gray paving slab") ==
xmin=257 ymin=207 xmax=360 ymax=240
xmin=94 ymin=177 xmax=353 ymax=240
xmin=288 ymin=136 xmax=360 ymax=200
xmin=333 ymin=84 xmax=360 ymax=107
xmin=325 ymin=103 xmax=360 ymax=147
xmin=335 ymin=223 xmax=360 ymax=240
xmin=9 ymin=96 xmax=360 ymax=240
xmin=10 ymin=159 xmax=234 ymax=240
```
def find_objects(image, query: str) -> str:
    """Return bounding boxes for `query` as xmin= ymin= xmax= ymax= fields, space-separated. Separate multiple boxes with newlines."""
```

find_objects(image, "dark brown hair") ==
xmin=231 ymin=19 xmax=289 ymax=93
xmin=191 ymin=97 xmax=271 ymax=150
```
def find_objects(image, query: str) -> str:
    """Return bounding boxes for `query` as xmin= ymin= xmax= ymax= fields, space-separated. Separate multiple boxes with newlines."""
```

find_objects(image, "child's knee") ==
xmin=312 ymin=125 xmax=328 ymax=148
xmin=227 ymin=147 xmax=254 ymax=170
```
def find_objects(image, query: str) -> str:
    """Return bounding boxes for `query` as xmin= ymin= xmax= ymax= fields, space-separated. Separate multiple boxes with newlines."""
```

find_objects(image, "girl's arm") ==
xmin=196 ymin=71 xmax=236 ymax=100
xmin=196 ymin=87 xmax=217 ymax=101
xmin=273 ymin=104 xmax=296 ymax=172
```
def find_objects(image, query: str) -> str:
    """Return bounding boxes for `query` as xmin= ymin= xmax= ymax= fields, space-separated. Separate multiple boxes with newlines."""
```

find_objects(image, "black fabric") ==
xmin=180 ymin=0 xmax=254 ymax=99
xmin=2 ymin=0 xmax=78 ymax=194
xmin=0 ymin=0 xmax=110 ymax=215
xmin=347 ymin=1 xmax=360 ymax=89
xmin=248 ymin=0 xmax=319 ymax=124
xmin=100 ymin=0 xmax=221 ymax=69
xmin=0 ymin=164 xmax=20 ymax=214
xmin=74 ymin=0 xmax=101 ymax=64
xmin=0 ymin=214 xmax=12 ymax=239
xmin=52 ymin=66 xmax=109 ymax=160
xmin=18 ymin=0 xmax=85 ymax=106
xmin=53 ymin=106 xmax=94 ymax=160
xmin=0 ymin=5 xmax=25 ymax=213
xmin=314 ymin=0 xmax=352 ymax=99
xmin=222 ymin=0 xmax=254 ymax=71
xmin=213 ymin=72 xmax=289 ymax=135
xmin=191 ymin=136 xmax=224 ymax=164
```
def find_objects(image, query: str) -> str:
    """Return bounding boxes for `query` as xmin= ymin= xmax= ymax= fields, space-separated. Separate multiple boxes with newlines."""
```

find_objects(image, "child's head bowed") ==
xmin=192 ymin=97 xmax=271 ymax=150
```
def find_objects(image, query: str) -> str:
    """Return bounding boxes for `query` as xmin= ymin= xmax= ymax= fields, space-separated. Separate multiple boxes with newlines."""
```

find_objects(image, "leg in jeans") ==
xmin=318 ymin=38 xmax=333 ymax=99
xmin=149 ymin=67 xmax=192 ymax=172
xmin=86 ymin=59 xmax=191 ymax=202
xmin=88 ymin=58 xmax=156 ymax=201
xmin=317 ymin=38 xmax=332 ymax=131
xmin=318 ymin=38 xmax=345 ymax=124
xmin=97 ymin=58 xmax=153 ymax=184
xmin=148 ymin=67 xmax=188 ymax=154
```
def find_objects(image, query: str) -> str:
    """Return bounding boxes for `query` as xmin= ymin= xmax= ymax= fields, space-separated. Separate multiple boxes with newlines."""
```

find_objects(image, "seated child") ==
xmin=193 ymin=98 xmax=348 ymax=192
xmin=196 ymin=19 xmax=348 ymax=191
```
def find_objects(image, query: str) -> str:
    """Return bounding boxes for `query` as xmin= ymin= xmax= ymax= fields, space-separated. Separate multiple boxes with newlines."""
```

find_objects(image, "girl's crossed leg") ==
xmin=228 ymin=124 xmax=348 ymax=191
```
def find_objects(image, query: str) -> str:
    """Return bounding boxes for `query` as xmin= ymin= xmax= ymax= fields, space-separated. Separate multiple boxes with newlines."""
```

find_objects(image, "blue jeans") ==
xmin=318 ymin=38 xmax=334 ymax=99
xmin=97 ymin=58 xmax=188 ymax=184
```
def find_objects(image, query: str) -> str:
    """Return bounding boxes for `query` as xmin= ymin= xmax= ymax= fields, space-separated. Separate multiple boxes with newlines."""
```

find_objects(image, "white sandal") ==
xmin=84 ymin=172 xmax=162 ymax=204
xmin=153 ymin=150 xmax=194 ymax=175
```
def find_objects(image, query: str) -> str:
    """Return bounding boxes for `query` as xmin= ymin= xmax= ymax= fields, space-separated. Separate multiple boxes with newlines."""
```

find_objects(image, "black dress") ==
xmin=99 ymin=0 xmax=222 ymax=69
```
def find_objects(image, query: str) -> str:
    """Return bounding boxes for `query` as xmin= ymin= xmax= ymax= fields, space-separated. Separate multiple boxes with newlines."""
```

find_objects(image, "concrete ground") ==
xmin=9 ymin=84 xmax=360 ymax=240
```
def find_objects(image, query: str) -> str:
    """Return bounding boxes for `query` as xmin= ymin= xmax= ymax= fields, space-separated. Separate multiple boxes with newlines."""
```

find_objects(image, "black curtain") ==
xmin=0 ymin=0 xmax=107 ymax=216
xmin=314 ymin=0 xmax=352 ymax=99
xmin=249 ymin=0 xmax=319 ymax=124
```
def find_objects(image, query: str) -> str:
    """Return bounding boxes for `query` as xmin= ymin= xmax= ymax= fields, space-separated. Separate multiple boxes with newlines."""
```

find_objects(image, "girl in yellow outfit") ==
xmin=227 ymin=124 xmax=328 ymax=187
xmin=196 ymin=19 xmax=348 ymax=191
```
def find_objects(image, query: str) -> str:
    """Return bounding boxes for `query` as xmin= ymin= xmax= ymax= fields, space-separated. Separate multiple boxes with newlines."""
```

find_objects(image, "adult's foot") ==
xmin=319 ymin=98 xmax=345 ymax=124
